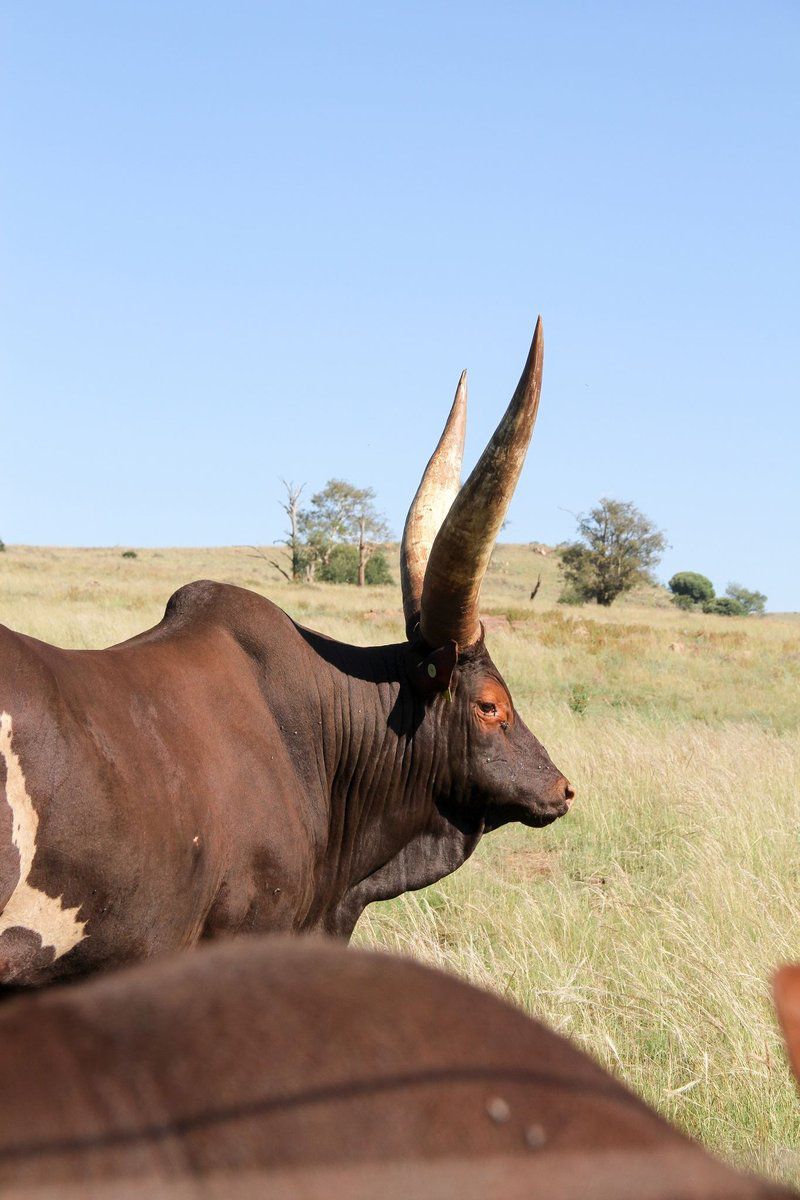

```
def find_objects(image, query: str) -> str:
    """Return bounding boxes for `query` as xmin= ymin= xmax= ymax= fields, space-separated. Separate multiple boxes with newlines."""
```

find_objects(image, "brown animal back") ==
xmin=0 ymin=937 xmax=791 ymax=1198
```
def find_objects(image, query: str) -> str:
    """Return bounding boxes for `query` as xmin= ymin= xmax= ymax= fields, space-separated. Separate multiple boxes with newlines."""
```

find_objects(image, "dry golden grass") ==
xmin=2 ymin=543 xmax=799 ymax=1185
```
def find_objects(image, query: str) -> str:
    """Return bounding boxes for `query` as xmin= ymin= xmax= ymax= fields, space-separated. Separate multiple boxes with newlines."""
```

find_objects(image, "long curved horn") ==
xmin=400 ymin=371 xmax=467 ymax=636
xmin=419 ymin=318 xmax=543 ymax=650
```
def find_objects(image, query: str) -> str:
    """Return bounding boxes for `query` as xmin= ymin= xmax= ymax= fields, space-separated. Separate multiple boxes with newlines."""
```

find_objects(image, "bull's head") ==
xmin=400 ymin=319 xmax=574 ymax=830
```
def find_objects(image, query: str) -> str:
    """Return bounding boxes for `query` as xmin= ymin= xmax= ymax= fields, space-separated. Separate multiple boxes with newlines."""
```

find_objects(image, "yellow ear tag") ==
xmin=443 ymin=687 xmax=452 ymax=703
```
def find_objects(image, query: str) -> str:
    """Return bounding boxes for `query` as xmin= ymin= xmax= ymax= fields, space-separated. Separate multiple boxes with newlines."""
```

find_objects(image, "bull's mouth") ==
xmin=483 ymin=800 xmax=569 ymax=832
xmin=519 ymin=807 xmax=565 ymax=828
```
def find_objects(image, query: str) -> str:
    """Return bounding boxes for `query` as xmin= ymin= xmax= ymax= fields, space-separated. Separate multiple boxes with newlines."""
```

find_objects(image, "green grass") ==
xmin=2 ymin=542 xmax=799 ymax=1186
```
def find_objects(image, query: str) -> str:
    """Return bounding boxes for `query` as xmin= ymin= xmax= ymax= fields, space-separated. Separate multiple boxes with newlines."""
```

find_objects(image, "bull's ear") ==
xmin=411 ymin=639 xmax=458 ymax=699
xmin=774 ymin=966 xmax=800 ymax=1085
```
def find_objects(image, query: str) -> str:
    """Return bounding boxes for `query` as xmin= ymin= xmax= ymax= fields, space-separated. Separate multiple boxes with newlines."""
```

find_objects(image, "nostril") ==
xmin=563 ymin=780 xmax=575 ymax=806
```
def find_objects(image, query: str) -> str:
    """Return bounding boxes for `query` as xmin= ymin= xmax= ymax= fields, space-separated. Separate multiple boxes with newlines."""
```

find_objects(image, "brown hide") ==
xmin=0 ymin=937 xmax=791 ymax=1199
xmin=0 ymin=580 xmax=571 ymax=986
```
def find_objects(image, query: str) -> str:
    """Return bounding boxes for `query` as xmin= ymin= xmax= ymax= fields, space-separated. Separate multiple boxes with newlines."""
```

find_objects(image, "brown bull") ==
xmin=0 ymin=320 xmax=573 ymax=986
xmin=0 ymin=936 xmax=794 ymax=1199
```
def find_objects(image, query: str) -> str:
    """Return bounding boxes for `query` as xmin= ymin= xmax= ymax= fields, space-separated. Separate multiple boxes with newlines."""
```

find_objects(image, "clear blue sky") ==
xmin=2 ymin=2 xmax=798 ymax=610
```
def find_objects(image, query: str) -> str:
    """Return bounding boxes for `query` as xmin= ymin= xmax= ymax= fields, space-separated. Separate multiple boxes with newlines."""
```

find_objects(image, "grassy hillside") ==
xmin=2 ymin=543 xmax=799 ymax=1185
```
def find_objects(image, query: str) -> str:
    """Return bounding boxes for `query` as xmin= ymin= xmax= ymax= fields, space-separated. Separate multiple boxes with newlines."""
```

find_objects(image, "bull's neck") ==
xmin=294 ymin=627 xmax=476 ymax=930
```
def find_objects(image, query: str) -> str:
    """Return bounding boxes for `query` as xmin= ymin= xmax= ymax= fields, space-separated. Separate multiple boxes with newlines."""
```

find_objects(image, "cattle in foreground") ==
xmin=0 ymin=936 xmax=794 ymax=1199
xmin=0 ymin=319 xmax=574 ymax=986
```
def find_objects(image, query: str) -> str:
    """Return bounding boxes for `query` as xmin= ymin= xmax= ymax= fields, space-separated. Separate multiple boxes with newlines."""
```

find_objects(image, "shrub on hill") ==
xmin=318 ymin=544 xmax=392 ymax=586
xmin=668 ymin=574 xmax=766 ymax=617
xmin=557 ymin=587 xmax=586 ymax=607
xmin=702 ymin=596 xmax=747 ymax=617
xmin=669 ymin=572 xmax=714 ymax=607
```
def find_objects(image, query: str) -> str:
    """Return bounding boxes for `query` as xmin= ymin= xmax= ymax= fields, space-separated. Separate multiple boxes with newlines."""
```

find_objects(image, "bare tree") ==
xmin=269 ymin=480 xmax=305 ymax=582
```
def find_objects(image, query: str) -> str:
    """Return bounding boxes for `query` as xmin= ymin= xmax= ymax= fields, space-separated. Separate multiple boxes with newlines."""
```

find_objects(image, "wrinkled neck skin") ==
xmin=290 ymin=628 xmax=483 ymax=939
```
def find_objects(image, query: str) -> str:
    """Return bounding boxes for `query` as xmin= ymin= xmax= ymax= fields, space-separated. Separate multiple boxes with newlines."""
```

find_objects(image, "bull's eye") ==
xmin=478 ymin=701 xmax=497 ymax=716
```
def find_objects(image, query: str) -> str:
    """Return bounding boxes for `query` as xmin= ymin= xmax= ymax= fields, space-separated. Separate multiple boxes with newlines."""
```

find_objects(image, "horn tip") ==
xmin=453 ymin=369 xmax=468 ymax=409
xmin=531 ymin=315 xmax=544 ymax=372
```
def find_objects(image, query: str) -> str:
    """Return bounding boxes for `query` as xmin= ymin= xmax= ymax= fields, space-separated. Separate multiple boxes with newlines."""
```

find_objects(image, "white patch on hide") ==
xmin=0 ymin=711 xmax=86 ymax=958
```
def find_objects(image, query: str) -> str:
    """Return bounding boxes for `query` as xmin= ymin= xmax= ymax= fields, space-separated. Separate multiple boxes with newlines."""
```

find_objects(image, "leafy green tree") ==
xmin=669 ymin=571 xmax=715 ymax=606
xmin=299 ymin=479 xmax=390 ymax=586
xmin=725 ymin=582 xmax=767 ymax=615
xmin=702 ymin=596 xmax=747 ymax=617
xmin=558 ymin=498 xmax=666 ymax=607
